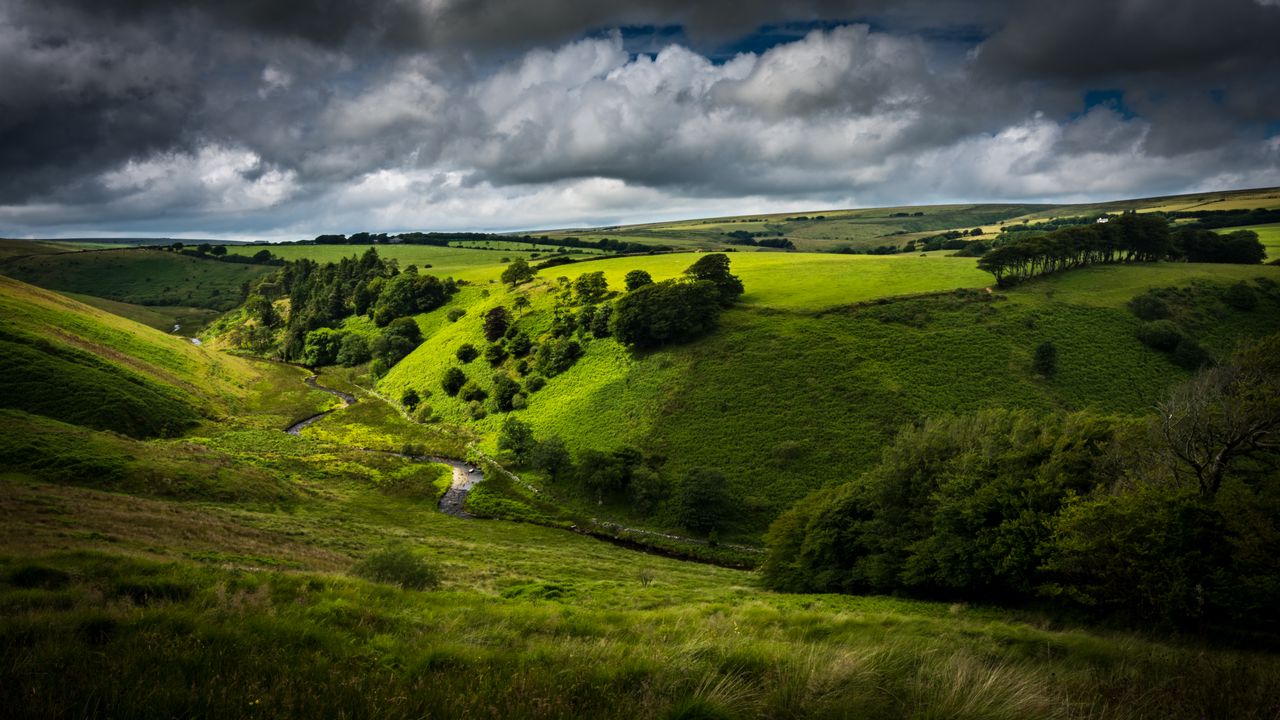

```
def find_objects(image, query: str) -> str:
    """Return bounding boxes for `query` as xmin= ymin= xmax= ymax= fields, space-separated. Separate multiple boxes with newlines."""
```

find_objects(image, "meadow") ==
xmin=224 ymin=244 xmax=596 ymax=283
xmin=0 ymin=248 xmax=274 ymax=310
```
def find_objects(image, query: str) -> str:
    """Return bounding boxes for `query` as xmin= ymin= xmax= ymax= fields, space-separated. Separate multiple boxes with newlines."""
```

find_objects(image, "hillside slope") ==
xmin=0 ymin=275 xmax=260 ymax=437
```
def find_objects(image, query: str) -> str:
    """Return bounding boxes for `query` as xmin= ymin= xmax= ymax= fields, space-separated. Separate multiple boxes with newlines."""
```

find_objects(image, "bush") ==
xmin=441 ymin=367 xmax=466 ymax=397
xmin=1172 ymin=338 xmax=1213 ymax=370
xmin=447 ymin=307 xmax=466 ymax=322
xmin=336 ymin=333 xmax=372 ymax=366
xmin=1136 ymin=320 xmax=1185 ymax=352
xmin=459 ymin=380 xmax=488 ymax=403
xmin=678 ymin=468 xmax=732 ymax=535
xmin=1223 ymin=281 xmax=1258 ymax=311
xmin=485 ymin=343 xmax=508 ymax=366
xmin=1032 ymin=341 xmax=1057 ymax=376
xmin=525 ymin=375 xmax=546 ymax=393
xmin=1127 ymin=292 xmax=1170 ymax=321
xmin=456 ymin=343 xmax=479 ymax=363
xmin=624 ymin=269 xmax=653 ymax=291
xmin=492 ymin=374 xmax=522 ymax=412
xmin=349 ymin=546 xmax=440 ymax=590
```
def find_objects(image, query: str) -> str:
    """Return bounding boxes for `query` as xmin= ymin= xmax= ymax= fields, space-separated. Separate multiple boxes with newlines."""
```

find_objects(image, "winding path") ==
xmin=285 ymin=375 xmax=482 ymax=517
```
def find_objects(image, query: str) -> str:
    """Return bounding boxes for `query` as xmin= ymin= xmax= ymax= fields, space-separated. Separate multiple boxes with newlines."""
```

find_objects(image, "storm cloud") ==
xmin=0 ymin=0 xmax=1277 ymax=238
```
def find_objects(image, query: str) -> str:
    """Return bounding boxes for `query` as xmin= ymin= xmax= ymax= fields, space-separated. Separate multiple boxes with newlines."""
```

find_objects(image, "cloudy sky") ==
xmin=1 ymin=0 xmax=1278 ymax=240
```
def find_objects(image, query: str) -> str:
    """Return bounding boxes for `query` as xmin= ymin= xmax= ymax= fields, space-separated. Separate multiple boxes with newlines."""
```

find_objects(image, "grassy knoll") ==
xmin=223 ymin=244 xmax=595 ymax=284
xmin=0 ymin=275 xmax=265 ymax=437
xmin=381 ymin=255 xmax=1280 ymax=538
xmin=0 ymin=248 xmax=273 ymax=310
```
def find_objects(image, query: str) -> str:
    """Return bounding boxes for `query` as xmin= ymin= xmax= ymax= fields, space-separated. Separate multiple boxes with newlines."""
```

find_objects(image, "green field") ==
xmin=224 ymin=244 xmax=596 ymax=283
xmin=0 ymin=248 xmax=274 ymax=310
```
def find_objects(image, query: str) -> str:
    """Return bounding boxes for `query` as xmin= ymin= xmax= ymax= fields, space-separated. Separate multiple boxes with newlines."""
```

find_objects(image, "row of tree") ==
xmin=977 ymin=215 xmax=1264 ymax=285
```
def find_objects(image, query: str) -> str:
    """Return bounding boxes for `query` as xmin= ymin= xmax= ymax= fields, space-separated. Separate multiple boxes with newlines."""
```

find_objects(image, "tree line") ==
xmin=302 ymin=231 xmax=668 ymax=255
xmin=978 ymin=214 xmax=1264 ymax=285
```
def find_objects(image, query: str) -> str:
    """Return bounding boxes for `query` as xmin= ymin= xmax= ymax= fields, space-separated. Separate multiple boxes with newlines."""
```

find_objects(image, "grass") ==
xmin=380 ymin=257 xmax=1280 ymax=539
xmin=0 ymin=275 xmax=261 ymax=437
xmin=58 ymin=291 xmax=222 ymax=334
xmin=0 ymin=248 xmax=274 ymax=310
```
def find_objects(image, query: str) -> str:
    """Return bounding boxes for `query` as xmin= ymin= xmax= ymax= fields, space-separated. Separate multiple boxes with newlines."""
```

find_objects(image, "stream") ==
xmin=284 ymin=375 xmax=482 ymax=517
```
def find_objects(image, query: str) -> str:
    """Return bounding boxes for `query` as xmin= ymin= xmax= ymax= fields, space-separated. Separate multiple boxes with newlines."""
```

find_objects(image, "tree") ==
xmin=401 ymin=389 xmax=421 ymax=410
xmin=372 ymin=317 xmax=422 ymax=366
xmin=531 ymin=436 xmax=573 ymax=479
xmin=210 ymin=245 xmax=227 ymax=256
xmin=485 ymin=343 xmax=508 ymax=366
xmin=501 ymin=258 xmax=535 ymax=286
xmin=678 ymin=468 xmax=732 ymax=535
xmin=442 ymin=367 xmax=466 ymax=397
xmin=497 ymin=417 xmax=536 ymax=465
xmin=611 ymin=280 xmax=721 ymax=349
xmin=492 ymin=374 xmax=521 ymax=411
xmin=1033 ymin=341 xmax=1058 ymax=376
xmin=302 ymin=328 xmax=346 ymax=366
xmin=573 ymin=271 xmax=609 ymax=304
xmin=684 ymin=254 xmax=743 ymax=305
xmin=1158 ymin=334 xmax=1280 ymax=496
xmin=483 ymin=306 xmax=511 ymax=342
xmin=336 ymin=333 xmax=372 ymax=366
xmin=624 ymin=269 xmax=653 ymax=292
xmin=456 ymin=343 xmax=479 ymax=363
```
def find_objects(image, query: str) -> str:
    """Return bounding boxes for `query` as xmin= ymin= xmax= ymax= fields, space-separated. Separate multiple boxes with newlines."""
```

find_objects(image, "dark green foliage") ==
xmin=980 ymin=214 xmax=1172 ymax=285
xmin=610 ymin=280 xmax=722 ymax=349
xmin=441 ymin=367 xmax=466 ymax=397
xmin=336 ymin=333 xmax=371 ymax=366
xmin=349 ymin=546 xmax=440 ymax=590
xmin=485 ymin=343 xmax=508 ymax=366
xmin=447 ymin=307 xmax=466 ymax=322
xmin=678 ymin=468 xmax=732 ymax=535
xmin=573 ymin=271 xmax=609 ymax=304
xmin=1171 ymin=338 xmax=1212 ymax=370
xmin=372 ymin=273 xmax=452 ymax=327
xmin=302 ymin=328 xmax=346 ymax=367
xmin=508 ymin=332 xmax=533 ymax=357
xmin=456 ymin=343 xmax=479 ymax=363
xmin=534 ymin=337 xmax=582 ymax=376
xmin=459 ymin=380 xmax=487 ymax=403
xmin=372 ymin=317 xmax=423 ymax=366
xmin=1033 ymin=341 xmax=1058 ymax=376
xmin=1127 ymin=292 xmax=1170 ymax=321
xmin=590 ymin=304 xmax=612 ymax=338
xmin=492 ymin=374 xmax=522 ymax=412
xmin=1136 ymin=320 xmax=1185 ymax=352
xmin=531 ymin=436 xmax=573 ymax=479
xmin=525 ymin=375 xmax=546 ymax=393
xmin=1222 ymin=281 xmax=1258 ymax=310
xmin=483 ymin=306 xmax=511 ymax=342
xmin=1173 ymin=229 xmax=1266 ymax=264
xmin=500 ymin=258 xmax=534 ymax=286
xmin=497 ymin=417 xmax=535 ymax=464
xmin=762 ymin=410 xmax=1117 ymax=598
xmin=684 ymin=254 xmax=743 ymax=305
xmin=400 ymin=389 xmax=420 ymax=410
xmin=624 ymin=269 xmax=654 ymax=292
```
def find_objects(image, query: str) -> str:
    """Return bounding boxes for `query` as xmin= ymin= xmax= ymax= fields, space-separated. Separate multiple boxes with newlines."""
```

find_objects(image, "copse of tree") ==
xmin=302 ymin=328 xmax=346 ymax=366
xmin=371 ymin=272 xmax=454 ymax=326
xmin=1172 ymin=229 xmax=1265 ymax=264
xmin=610 ymin=280 xmax=722 ymax=349
xmin=684 ymin=253 xmax=743 ymax=305
xmin=978 ymin=213 xmax=1172 ymax=285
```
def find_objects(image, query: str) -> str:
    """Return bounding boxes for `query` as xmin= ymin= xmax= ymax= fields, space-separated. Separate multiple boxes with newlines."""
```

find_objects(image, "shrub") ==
xmin=441 ymin=367 xmax=466 ymax=397
xmin=678 ymin=468 xmax=732 ymax=535
xmin=336 ymin=333 xmax=371 ymax=366
xmin=1032 ymin=341 xmax=1058 ymax=376
xmin=492 ymin=374 xmax=522 ymax=412
xmin=525 ymin=375 xmax=547 ymax=393
xmin=1223 ymin=281 xmax=1258 ymax=311
xmin=350 ymin=546 xmax=440 ymax=590
xmin=401 ymin=389 xmax=420 ymax=409
xmin=1136 ymin=320 xmax=1185 ymax=352
xmin=485 ymin=343 xmax=508 ymax=366
xmin=446 ymin=307 xmax=466 ymax=322
xmin=456 ymin=343 xmax=479 ymax=363
xmin=624 ymin=269 xmax=654 ymax=291
xmin=1172 ymin=338 xmax=1213 ymax=370
xmin=1127 ymin=292 xmax=1170 ymax=321
xmin=459 ymin=380 xmax=488 ymax=403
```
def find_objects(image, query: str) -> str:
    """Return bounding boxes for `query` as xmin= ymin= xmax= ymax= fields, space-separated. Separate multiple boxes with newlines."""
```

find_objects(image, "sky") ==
xmin=1 ymin=0 xmax=1278 ymax=241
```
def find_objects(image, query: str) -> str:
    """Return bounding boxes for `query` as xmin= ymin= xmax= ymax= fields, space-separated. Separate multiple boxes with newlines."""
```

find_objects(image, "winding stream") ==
xmin=284 ymin=375 xmax=482 ymax=517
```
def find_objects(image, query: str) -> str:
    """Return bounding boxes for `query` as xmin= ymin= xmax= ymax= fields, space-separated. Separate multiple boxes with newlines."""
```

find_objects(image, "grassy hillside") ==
xmin=4 ymin=400 xmax=1279 ymax=719
xmin=0 ymin=248 xmax=274 ymax=310
xmin=223 ymin=244 xmax=598 ymax=283
xmin=0 ymin=275 xmax=260 ymax=437
xmin=58 ymin=292 xmax=223 ymax=334
xmin=380 ymin=253 xmax=1280 ymax=538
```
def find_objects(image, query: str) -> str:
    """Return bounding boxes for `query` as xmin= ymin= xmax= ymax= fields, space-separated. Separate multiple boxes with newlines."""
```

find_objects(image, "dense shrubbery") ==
xmin=610 ymin=254 xmax=741 ymax=349
xmin=349 ymin=546 xmax=440 ymax=590
xmin=763 ymin=334 xmax=1280 ymax=632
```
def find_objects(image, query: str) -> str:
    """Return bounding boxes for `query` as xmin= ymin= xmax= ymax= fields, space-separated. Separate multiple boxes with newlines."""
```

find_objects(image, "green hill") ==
xmin=0 ymin=247 xmax=275 ymax=310
xmin=378 ymin=253 xmax=1280 ymax=538
xmin=0 ymin=275 xmax=260 ymax=437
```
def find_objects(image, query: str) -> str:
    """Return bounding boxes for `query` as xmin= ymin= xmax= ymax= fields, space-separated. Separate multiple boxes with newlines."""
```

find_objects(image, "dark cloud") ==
xmin=0 ymin=0 xmax=1276 ymax=237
